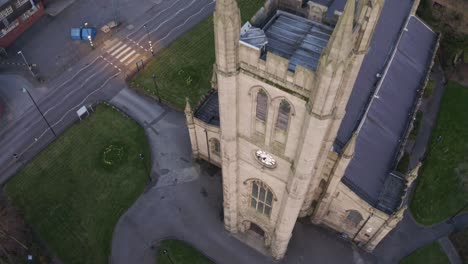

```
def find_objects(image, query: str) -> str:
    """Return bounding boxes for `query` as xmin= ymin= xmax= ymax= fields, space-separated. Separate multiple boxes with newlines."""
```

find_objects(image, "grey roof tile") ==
xmin=194 ymin=91 xmax=220 ymax=127
xmin=342 ymin=16 xmax=438 ymax=210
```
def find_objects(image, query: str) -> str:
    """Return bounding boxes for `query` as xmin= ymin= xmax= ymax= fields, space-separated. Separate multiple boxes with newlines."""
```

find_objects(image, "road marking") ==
xmin=125 ymin=54 xmax=140 ymax=65
xmin=114 ymin=47 xmax=133 ymax=60
xmin=126 ymin=0 xmax=183 ymax=39
xmin=107 ymin=41 xmax=123 ymax=53
xmin=120 ymin=50 xmax=137 ymax=63
xmin=110 ymin=44 xmax=128 ymax=56
xmin=51 ymin=72 xmax=120 ymax=128
xmin=0 ymin=68 xmax=120 ymax=178
xmin=43 ymin=64 xmax=110 ymax=115
xmin=159 ymin=1 xmax=215 ymax=44
xmin=138 ymin=0 xmax=198 ymax=44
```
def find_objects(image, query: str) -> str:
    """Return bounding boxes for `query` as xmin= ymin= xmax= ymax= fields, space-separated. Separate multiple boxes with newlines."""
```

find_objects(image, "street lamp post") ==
xmin=143 ymin=24 xmax=154 ymax=56
xmin=22 ymin=87 xmax=57 ymax=137
xmin=17 ymin=51 xmax=35 ymax=77
xmin=84 ymin=22 xmax=94 ymax=49
xmin=162 ymin=249 xmax=174 ymax=264
xmin=152 ymin=74 xmax=161 ymax=103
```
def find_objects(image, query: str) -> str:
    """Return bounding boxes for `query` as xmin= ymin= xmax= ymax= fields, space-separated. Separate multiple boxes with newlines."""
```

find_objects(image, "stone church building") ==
xmin=184 ymin=0 xmax=438 ymax=259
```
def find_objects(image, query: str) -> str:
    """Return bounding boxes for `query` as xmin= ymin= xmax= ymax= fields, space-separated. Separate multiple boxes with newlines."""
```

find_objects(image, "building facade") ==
xmin=185 ymin=0 xmax=438 ymax=259
xmin=0 ymin=0 xmax=45 ymax=48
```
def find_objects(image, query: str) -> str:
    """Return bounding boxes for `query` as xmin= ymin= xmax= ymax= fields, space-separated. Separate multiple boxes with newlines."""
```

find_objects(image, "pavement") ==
xmin=375 ymin=60 xmax=468 ymax=264
xmin=0 ymin=1 xmax=466 ymax=263
xmin=0 ymin=0 xmax=215 ymax=184
xmin=439 ymin=236 xmax=463 ymax=264
xmin=374 ymin=211 xmax=468 ymax=263
xmin=108 ymin=87 xmax=377 ymax=264
xmin=5 ymin=0 xmax=214 ymax=80
xmin=406 ymin=61 xmax=447 ymax=169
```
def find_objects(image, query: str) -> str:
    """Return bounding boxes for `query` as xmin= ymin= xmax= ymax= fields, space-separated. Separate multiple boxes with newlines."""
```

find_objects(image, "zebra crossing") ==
xmin=102 ymin=38 xmax=147 ymax=68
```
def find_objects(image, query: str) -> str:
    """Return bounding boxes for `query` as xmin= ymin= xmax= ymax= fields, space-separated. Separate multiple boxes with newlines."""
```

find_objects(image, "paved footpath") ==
xmin=108 ymin=87 xmax=377 ymax=264
xmin=109 ymin=87 xmax=468 ymax=264
xmin=439 ymin=236 xmax=462 ymax=264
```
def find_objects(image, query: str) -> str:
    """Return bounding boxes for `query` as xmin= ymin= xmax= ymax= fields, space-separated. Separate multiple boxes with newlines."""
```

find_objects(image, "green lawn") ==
xmin=131 ymin=0 xmax=266 ymax=110
xmin=5 ymin=105 xmax=151 ymax=264
xmin=156 ymin=240 xmax=213 ymax=264
xmin=450 ymin=228 xmax=468 ymax=263
xmin=400 ymin=242 xmax=450 ymax=264
xmin=410 ymin=81 xmax=468 ymax=225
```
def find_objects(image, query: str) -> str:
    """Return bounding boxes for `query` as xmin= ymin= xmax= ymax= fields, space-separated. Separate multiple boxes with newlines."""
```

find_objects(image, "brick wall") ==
xmin=0 ymin=1 xmax=45 ymax=48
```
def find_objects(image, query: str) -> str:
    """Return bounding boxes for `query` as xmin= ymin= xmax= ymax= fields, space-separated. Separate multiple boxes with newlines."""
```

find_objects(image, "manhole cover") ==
xmin=126 ymin=24 xmax=134 ymax=30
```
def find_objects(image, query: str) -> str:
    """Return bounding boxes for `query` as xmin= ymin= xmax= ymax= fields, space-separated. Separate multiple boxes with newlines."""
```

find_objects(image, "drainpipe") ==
xmin=352 ymin=212 xmax=373 ymax=243
xmin=204 ymin=128 xmax=211 ymax=162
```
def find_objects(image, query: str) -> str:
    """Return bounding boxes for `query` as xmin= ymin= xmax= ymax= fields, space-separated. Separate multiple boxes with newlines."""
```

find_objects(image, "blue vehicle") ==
xmin=70 ymin=27 xmax=97 ymax=41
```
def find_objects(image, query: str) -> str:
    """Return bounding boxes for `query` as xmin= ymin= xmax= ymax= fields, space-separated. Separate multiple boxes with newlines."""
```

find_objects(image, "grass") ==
xmin=464 ymin=46 xmax=468 ymax=62
xmin=5 ymin=105 xmax=151 ymax=264
xmin=410 ymin=111 xmax=424 ymax=139
xmin=396 ymin=152 xmax=411 ymax=174
xmin=400 ymin=242 xmax=450 ymax=264
xmin=156 ymin=240 xmax=213 ymax=264
xmin=424 ymin=80 xmax=436 ymax=99
xmin=416 ymin=0 xmax=468 ymax=68
xmin=450 ymin=227 xmax=468 ymax=263
xmin=410 ymin=113 xmax=423 ymax=140
xmin=410 ymin=81 xmax=468 ymax=225
xmin=131 ymin=0 xmax=266 ymax=110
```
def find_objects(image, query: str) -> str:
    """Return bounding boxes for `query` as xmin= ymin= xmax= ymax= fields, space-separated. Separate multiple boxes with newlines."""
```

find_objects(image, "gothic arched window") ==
xmin=276 ymin=100 xmax=291 ymax=131
xmin=250 ymin=181 xmax=274 ymax=217
xmin=256 ymin=90 xmax=268 ymax=122
xmin=210 ymin=138 xmax=220 ymax=156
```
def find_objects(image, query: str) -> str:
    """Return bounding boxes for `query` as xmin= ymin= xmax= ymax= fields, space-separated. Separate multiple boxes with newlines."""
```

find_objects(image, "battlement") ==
xmin=239 ymin=11 xmax=335 ymax=94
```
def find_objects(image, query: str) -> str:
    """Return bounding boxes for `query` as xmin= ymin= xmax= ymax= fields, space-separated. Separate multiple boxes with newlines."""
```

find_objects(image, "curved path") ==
xmin=108 ymin=87 xmax=376 ymax=264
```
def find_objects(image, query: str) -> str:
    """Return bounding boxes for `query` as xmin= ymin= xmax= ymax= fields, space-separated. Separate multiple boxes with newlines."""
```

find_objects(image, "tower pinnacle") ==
xmin=214 ymin=0 xmax=241 ymax=74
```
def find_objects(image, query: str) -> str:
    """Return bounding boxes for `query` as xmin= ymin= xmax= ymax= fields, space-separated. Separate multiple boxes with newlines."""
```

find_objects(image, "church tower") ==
xmin=214 ymin=0 xmax=242 ymax=233
xmin=211 ymin=0 xmax=384 ymax=259
xmin=184 ymin=0 xmax=437 ymax=260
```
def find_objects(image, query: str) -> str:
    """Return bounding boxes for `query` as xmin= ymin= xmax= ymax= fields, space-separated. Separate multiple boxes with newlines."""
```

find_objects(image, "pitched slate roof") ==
xmin=342 ymin=15 xmax=438 ymax=213
xmin=194 ymin=91 xmax=220 ymax=127
xmin=335 ymin=0 xmax=415 ymax=147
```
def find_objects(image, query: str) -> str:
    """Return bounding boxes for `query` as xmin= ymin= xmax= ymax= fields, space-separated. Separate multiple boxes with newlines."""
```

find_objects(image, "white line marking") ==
xmin=137 ymin=0 xmax=198 ymax=44
xmin=107 ymin=41 xmax=123 ymax=53
xmin=52 ymin=57 xmax=102 ymax=91
xmin=120 ymin=50 xmax=137 ymax=63
xmin=110 ymin=44 xmax=128 ymax=56
xmin=0 ymin=56 xmax=105 ymax=141
xmin=159 ymin=1 xmax=214 ymax=44
xmin=114 ymin=47 xmax=133 ymax=59
xmin=43 ymin=64 xmax=109 ymax=115
xmin=51 ymin=73 xmax=120 ymax=127
xmin=125 ymin=54 xmax=140 ymax=65
xmin=10 ymin=72 xmax=120 ymax=163
xmin=127 ymin=0 xmax=183 ymax=39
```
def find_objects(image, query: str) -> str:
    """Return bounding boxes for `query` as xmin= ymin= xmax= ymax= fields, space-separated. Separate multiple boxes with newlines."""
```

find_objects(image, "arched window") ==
xmin=345 ymin=210 xmax=363 ymax=228
xmin=276 ymin=100 xmax=291 ymax=131
xmin=210 ymin=138 xmax=220 ymax=156
xmin=256 ymin=90 xmax=268 ymax=122
xmin=250 ymin=181 xmax=274 ymax=217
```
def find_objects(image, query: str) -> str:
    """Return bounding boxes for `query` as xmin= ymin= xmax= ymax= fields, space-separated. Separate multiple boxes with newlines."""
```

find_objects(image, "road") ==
xmin=0 ymin=0 xmax=215 ymax=183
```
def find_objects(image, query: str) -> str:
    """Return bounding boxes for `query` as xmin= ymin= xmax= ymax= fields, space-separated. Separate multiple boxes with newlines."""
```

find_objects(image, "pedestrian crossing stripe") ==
xmin=125 ymin=54 xmax=140 ymax=66
xmin=120 ymin=50 xmax=136 ymax=63
xmin=110 ymin=44 xmax=128 ymax=57
xmin=105 ymin=39 xmax=143 ymax=66
xmin=106 ymin=40 xmax=122 ymax=52
xmin=115 ymin=47 xmax=132 ymax=59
